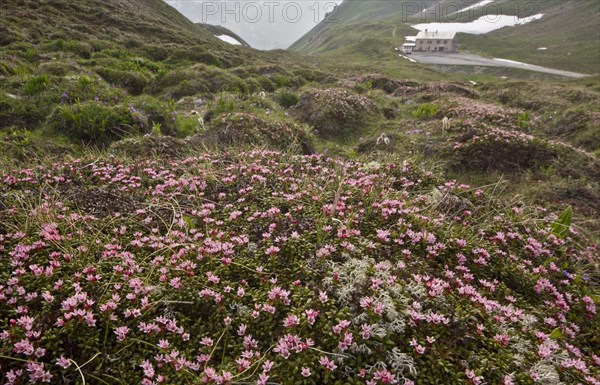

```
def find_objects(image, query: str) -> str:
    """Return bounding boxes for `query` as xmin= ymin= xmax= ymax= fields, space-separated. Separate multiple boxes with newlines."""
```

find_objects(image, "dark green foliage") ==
xmin=354 ymin=74 xmax=402 ymax=94
xmin=412 ymin=103 xmax=440 ymax=120
xmin=147 ymin=65 xmax=251 ymax=98
xmin=213 ymin=97 xmax=235 ymax=115
xmin=516 ymin=112 xmax=531 ymax=130
xmin=131 ymin=95 xmax=178 ymax=136
xmin=36 ymin=61 xmax=80 ymax=76
xmin=95 ymin=67 xmax=149 ymax=95
xmin=23 ymin=74 xmax=49 ymax=95
xmin=176 ymin=116 xmax=201 ymax=138
xmin=0 ymin=128 xmax=33 ymax=161
xmin=47 ymin=101 xmax=142 ymax=146
xmin=551 ymin=206 xmax=573 ymax=238
xmin=275 ymin=89 xmax=300 ymax=108
xmin=0 ymin=92 xmax=49 ymax=130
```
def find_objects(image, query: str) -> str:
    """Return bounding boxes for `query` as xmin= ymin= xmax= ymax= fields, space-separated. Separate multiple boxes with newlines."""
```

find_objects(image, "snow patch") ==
xmin=515 ymin=13 xmax=543 ymax=25
xmin=215 ymin=34 xmax=242 ymax=45
xmin=413 ymin=13 xmax=544 ymax=35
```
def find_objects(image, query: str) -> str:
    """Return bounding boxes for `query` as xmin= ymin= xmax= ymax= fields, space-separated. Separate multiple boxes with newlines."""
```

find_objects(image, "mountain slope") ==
xmin=0 ymin=0 xmax=256 ymax=67
xmin=2 ymin=0 xmax=213 ymax=46
xmin=288 ymin=0 xmax=421 ymax=52
xmin=289 ymin=0 xmax=600 ymax=74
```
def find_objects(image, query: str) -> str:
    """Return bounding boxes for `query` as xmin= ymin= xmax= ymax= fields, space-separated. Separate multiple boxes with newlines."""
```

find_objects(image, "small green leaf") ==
xmin=550 ymin=206 xmax=572 ymax=238
xmin=182 ymin=214 xmax=196 ymax=230
xmin=549 ymin=328 xmax=562 ymax=340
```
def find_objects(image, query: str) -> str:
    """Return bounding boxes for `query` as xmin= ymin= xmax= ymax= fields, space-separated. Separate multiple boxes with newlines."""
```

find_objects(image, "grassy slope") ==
xmin=1 ymin=0 xmax=219 ymax=45
xmin=289 ymin=0 xmax=420 ymax=51
xmin=460 ymin=0 xmax=600 ymax=74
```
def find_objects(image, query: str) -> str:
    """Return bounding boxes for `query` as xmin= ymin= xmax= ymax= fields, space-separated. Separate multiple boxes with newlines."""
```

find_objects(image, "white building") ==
xmin=414 ymin=30 xmax=458 ymax=53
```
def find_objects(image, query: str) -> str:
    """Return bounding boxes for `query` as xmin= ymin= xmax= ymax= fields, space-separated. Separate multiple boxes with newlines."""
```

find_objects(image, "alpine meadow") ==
xmin=0 ymin=1 xmax=599 ymax=384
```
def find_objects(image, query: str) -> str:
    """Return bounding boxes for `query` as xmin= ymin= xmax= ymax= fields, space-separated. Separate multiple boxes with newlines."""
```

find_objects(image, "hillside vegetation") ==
xmin=0 ymin=1 xmax=599 ymax=384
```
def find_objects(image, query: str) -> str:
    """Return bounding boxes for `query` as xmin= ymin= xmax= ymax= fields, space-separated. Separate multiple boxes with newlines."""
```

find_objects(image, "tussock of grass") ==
xmin=195 ymin=112 xmax=315 ymax=154
xmin=291 ymin=88 xmax=380 ymax=138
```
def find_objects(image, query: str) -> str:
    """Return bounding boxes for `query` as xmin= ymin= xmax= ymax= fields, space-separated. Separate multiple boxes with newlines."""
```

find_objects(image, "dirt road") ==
xmin=408 ymin=52 xmax=589 ymax=78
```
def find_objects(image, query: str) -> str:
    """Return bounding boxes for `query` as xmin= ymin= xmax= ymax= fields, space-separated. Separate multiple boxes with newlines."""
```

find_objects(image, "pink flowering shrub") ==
xmin=0 ymin=150 xmax=598 ymax=384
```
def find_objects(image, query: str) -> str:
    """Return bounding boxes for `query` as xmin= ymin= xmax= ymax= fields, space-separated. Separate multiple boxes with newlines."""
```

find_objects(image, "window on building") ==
xmin=437 ymin=40 xmax=440 ymax=44
xmin=444 ymin=40 xmax=448 ymax=44
xmin=428 ymin=41 xmax=432 ymax=44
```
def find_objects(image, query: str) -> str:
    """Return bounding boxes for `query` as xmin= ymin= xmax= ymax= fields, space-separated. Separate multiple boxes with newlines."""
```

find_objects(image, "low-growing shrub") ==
xmin=130 ymin=95 xmax=177 ymax=136
xmin=354 ymin=74 xmax=401 ymax=94
xmin=147 ymin=65 xmax=249 ymax=98
xmin=63 ymin=39 xmax=94 ymax=59
xmin=213 ymin=97 xmax=235 ymax=115
xmin=196 ymin=112 xmax=314 ymax=153
xmin=0 ymin=152 xmax=597 ymax=384
xmin=109 ymin=135 xmax=188 ymax=158
xmin=274 ymin=75 xmax=292 ymax=87
xmin=275 ymin=89 xmax=299 ymax=108
xmin=291 ymin=88 xmax=379 ymax=138
xmin=35 ymin=61 xmax=80 ymax=77
xmin=176 ymin=115 xmax=202 ymax=138
xmin=551 ymin=108 xmax=600 ymax=152
xmin=0 ymin=127 xmax=33 ymax=161
xmin=516 ymin=111 xmax=531 ymax=130
xmin=449 ymin=127 xmax=558 ymax=172
xmin=168 ymin=47 xmax=223 ymax=67
xmin=95 ymin=67 xmax=149 ymax=95
xmin=254 ymin=76 xmax=276 ymax=92
xmin=0 ymin=92 xmax=50 ymax=129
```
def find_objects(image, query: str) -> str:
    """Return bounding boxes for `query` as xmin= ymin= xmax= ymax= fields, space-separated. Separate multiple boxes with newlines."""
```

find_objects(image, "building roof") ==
xmin=415 ymin=30 xmax=456 ymax=40
xmin=402 ymin=43 xmax=416 ymax=47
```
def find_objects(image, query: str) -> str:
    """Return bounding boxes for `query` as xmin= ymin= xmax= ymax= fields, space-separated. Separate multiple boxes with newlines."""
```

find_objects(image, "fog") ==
xmin=165 ymin=0 xmax=343 ymax=50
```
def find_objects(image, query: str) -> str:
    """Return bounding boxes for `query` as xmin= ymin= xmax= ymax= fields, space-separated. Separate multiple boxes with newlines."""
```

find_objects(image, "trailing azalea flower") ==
xmin=319 ymin=356 xmax=338 ymax=371
xmin=0 ymin=150 xmax=597 ymax=384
